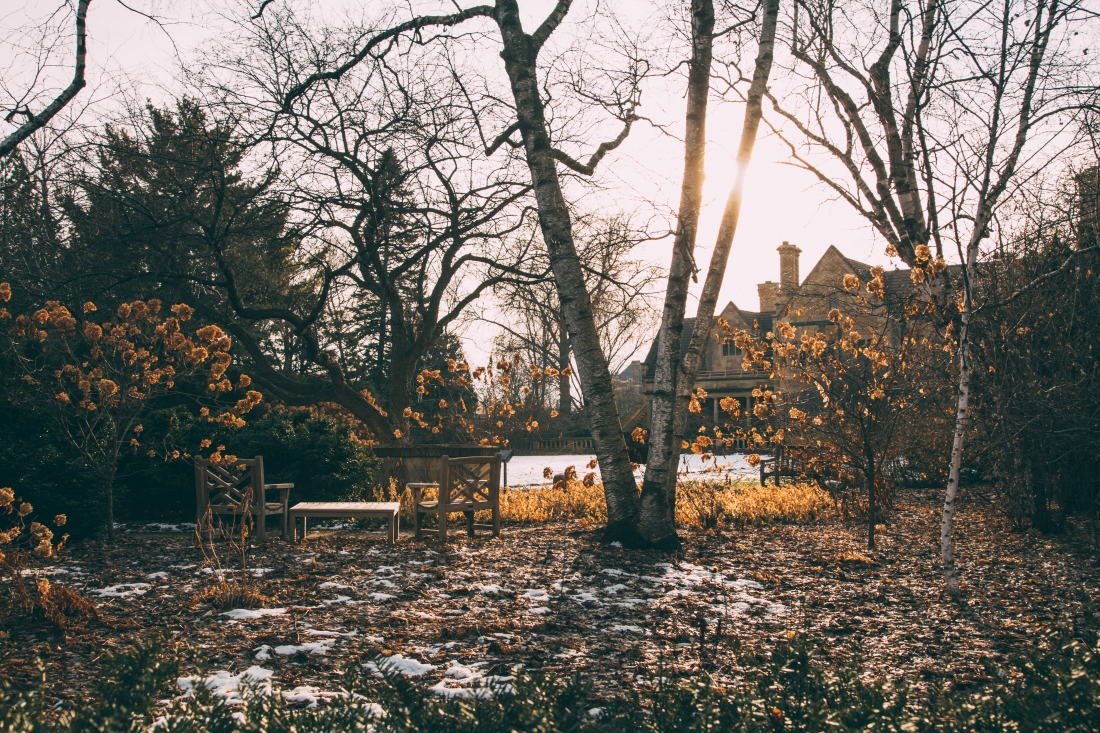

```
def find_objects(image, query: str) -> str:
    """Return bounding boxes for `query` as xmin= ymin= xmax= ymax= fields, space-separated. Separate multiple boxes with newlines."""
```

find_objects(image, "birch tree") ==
xmin=638 ymin=0 xmax=781 ymax=547
xmin=768 ymin=0 xmax=1099 ymax=594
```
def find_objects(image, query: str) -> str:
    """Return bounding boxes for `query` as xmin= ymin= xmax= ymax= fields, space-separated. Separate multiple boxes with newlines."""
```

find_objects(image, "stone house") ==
xmin=636 ymin=242 xmax=916 ymax=428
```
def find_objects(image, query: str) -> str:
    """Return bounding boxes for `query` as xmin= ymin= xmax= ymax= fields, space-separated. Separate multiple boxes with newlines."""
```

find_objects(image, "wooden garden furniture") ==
xmin=410 ymin=453 xmax=502 ymax=543
xmin=194 ymin=455 xmax=292 ymax=542
xmin=288 ymin=502 xmax=401 ymax=544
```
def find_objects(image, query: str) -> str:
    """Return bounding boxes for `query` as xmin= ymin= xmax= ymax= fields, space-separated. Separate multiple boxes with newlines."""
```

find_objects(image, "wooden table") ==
xmin=288 ymin=502 xmax=401 ymax=544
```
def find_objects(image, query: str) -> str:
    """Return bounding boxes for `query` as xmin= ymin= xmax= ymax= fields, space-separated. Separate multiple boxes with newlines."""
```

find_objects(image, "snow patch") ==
xmin=220 ymin=607 xmax=286 ymax=620
xmin=365 ymin=655 xmax=436 ymax=677
xmin=520 ymin=588 xmax=549 ymax=601
xmin=178 ymin=666 xmax=273 ymax=705
xmin=90 ymin=583 xmax=150 ymax=598
xmin=282 ymin=686 xmax=348 ymax=707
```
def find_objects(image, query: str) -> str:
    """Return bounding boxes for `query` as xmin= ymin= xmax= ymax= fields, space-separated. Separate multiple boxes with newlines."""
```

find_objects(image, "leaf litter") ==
xmin=1 ymin=488 xmax=1098 ymax=707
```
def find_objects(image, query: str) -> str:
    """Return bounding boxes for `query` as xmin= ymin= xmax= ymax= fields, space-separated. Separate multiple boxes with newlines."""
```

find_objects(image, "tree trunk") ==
xmin=866 ymin=471 xmax=876 ymax=551
xmin=558 ymin=316 xmax=571 ymax=416
xmin=493 ymin=0 xmax=639 ymax=538
xmin=864 ymin=430 xmax=877 ymax=549
xmin=634 ymin=0 xmax=715 ymax=549
xmin=105 ymin=466 xmax=116 ymax=542
xmin=639 ymin=0 xmax=780 ymax=541
xmin=942 ymin=293 xmax=973 ymax=597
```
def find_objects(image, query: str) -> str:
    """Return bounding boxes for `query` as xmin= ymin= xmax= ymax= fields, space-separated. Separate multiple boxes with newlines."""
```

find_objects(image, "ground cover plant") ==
xmin=2 ymin=485 xmax=1098 ymax=732
xmin=1 ymin=582 xmax=1097 ymax=732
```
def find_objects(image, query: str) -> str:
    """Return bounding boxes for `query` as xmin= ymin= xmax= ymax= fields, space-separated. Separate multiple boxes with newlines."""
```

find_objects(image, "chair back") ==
xmin=439 ymin=453 xmax=502 ymax=507
xmin=195 ymin=455 xmax=264 ymax=517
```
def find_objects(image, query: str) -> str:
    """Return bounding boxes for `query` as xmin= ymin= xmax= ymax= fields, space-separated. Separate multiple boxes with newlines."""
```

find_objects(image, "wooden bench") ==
xmin=288 ymin=502 xmax=401 ymax=544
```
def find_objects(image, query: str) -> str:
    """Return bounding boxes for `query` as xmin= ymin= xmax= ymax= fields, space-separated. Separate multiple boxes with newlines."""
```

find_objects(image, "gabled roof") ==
xmin=643 ymin=317 xmax=697 ymax=379
xmin=643 ymin=302 xmax=773 ymax=379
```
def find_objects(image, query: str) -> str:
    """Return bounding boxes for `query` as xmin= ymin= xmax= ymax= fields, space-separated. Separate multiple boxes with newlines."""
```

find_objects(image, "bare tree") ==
xmin=171 ymin=19 xmax=545 ymax=443
xmin=262 ymin=0 xmax=657 ymax=540
xmin=768 ymin=0 xmax=1100 ymax=594
xmin=0 ymin=0 xmax=89 ymax=159
xmin=639 ymin=0 xmax=781 ymax=547
xmin=492 ymin=212 xmax=663 ymax=415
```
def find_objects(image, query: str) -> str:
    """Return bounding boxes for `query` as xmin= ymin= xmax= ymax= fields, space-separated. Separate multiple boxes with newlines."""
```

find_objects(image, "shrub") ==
xmin=2 ymin=621 xmax=1097 ymax=733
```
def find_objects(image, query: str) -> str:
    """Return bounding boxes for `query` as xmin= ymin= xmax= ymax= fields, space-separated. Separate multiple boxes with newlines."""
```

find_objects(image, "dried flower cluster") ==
xmin=705 ymin=276 xmax=955 ymax=548
xmin=0 ymin=487 xmax=67 ymax=563
xmin=2 ymin=285 xmax=262 ymax=535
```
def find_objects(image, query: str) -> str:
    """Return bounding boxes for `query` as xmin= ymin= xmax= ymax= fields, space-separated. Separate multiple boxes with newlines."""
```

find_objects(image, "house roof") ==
xmin=643 ymin=305 xmax=772 ymax=379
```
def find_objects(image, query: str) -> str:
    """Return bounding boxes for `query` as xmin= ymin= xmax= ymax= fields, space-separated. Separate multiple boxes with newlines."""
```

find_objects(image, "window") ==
xmin=829 ymin=293 xmax=839 ymax=310
xmin=721 ymin=340 xmax=740 ymax=357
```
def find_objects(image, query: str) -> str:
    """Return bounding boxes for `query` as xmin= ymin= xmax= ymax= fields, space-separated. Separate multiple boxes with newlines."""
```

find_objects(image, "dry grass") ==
xmin=191 ymin=583 xmax=270 ymax=610
xmin=498 ymin=480 xmax=833 ymax=528
xmin=499 ymin=482 xmax=608 ymax=524
xmin=836 ymin=550 xmax=875 ymax=565
xmin=191 ymin=504 xmax=270 ymax=611
xmin=677 ymin=481 xmax=835 ymax=528
xmin=364 ymin=477 xmax=834 ymax=531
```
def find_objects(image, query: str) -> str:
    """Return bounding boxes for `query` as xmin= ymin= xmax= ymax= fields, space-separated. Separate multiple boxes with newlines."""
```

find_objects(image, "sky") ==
xmin=3 ymin=0 xmax=893 ymax=367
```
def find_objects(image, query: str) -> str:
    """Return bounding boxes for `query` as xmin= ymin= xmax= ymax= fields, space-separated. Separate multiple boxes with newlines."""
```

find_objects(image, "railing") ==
xmin=515 ymin=436 xmax=765 ymax=456
xmin=514 ymin=437 xmax=597 ymax=455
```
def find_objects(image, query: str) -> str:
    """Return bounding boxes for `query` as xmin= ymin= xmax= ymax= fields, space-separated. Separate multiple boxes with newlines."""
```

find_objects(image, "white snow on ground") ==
xmin=520 ymin=589 xmax=549 ymax=601
xmin=273 ymin=640 xmax=334 ymax=656
xmin=282 ymin=686 xmax=347 ymax=707
xmin=319 ymin=581 xmax=354 ymax=589
xmin=369 ymin=592 xmax=395 ymax=601
xmin=220 ymin=607 xmax=287 ymax=620
xmin=367 ymin=578 xmax=398 ymax=588
xmin=20 ymin=566 xmax=82 ymax=576
xmin=365 ymin=655 xmax=436 ymax=677
xmin=178 ymin=666 xmax=273 ymax=705
xmin=429 ymin=662 xmax=515 ymax=699
xmin=144 ymin=523 xmax=196 ymax=532
xmin=179 ymin=666 xmax=349 ymax=708
xmin=503 ymin=453 xmax=767 ymax=487
xmin=115 ymin=522 xmax=197 ymax=533
xmin=89 ymin=583 xmax=150 ymax=598
xmin=145 ymin=572 xmax=169 ymax=580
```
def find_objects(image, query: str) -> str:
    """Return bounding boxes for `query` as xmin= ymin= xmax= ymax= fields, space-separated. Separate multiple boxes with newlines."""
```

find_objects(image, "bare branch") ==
xmin=530 ymin=0 xmax=573 ymax=51
xmin=281 ymin=6 xmax=494 ymax=111
xmin=0 ymin=0 xmax=89 ymax=159
xmin=550 ymin=114 xmax=636 ymax=175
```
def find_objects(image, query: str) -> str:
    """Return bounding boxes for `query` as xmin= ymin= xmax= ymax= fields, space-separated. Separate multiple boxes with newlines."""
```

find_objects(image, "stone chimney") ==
xmin=777 ymin=241 xmax=802 ymax=290
xmin=757 ymin=281 xmax=780 ymax=313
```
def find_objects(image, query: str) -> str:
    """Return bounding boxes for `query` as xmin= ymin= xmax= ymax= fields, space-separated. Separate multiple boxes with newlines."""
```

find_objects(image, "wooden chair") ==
xmin=195 ymin=456 xmax=292 ymax=542
xmin=411 ymin=453 xmax=502 ymax=543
